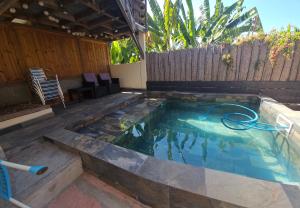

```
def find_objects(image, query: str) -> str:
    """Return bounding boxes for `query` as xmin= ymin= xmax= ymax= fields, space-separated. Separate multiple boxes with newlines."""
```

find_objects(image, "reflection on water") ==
xmin=114 ymin=100 xmax=300 ymax=184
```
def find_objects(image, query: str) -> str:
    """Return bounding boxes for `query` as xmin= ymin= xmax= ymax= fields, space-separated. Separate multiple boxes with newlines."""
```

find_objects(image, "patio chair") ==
xmin=29 ymin=68 xmax=66 ymax=108
xmin=98 ymin=73 xmax=120 ymax=94
xmin=82 ymin=73 xmax=108 ymax=98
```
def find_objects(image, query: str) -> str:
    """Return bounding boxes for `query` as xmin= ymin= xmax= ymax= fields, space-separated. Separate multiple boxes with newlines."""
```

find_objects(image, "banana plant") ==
xmin=147 ymin=0 xmax=180 ymax=52
xmin=111 ymin=0 xmax=264 ymax=62
xmin=148 ymin=0 xmax=263 ymax=50
xmin=177 ymin=0 xmax=263 ymax=45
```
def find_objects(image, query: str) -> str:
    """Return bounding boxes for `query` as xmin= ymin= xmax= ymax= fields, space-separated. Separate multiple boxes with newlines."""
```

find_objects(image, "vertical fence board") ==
xmin=154 ymin=53 xmax=159 ymax=81
xmin=185 ymin=50 xmax=192 ymax=81
xmin=145 ymin=41 xmax=300 ymax=82
xmin=218 ymin=47 xmax=228 ymax=81
xmin=247 ymin=41 xmax=260 ymax=81
xmin=262 ymin=49 xmax=274 ymax=81
xmin=224 ymin=45 xmax=234 ymax=81
xmin=157 ymin=52 xmax=162 ymax=81
xmin=180 ymin=50 xmax=186 ymax=80
xmin=271 ymin=54 xmax=285 ymax=81
xmin=146 ymin=53 xmax=151 ymax=81
xmin=205 ymin=46 xmax=213 ymax=81
xmin=175 ymin=50 xmax=181 ymax=80
xmin=253 ymin=42 xmax=267 ymax=81
xmin=212 ymin=46 xmax=221 ymax=81
xmin=191 ymin=48 xmax=199 ymax=81
xmin=235 ymin=45 xmax=242 ymax=80
xmin=198 ymin=48 xmax=206 ymax=80
xmin=280 ymin=56 xmax=293 ymax=81
xmin=161 ymin=52 xmax=165 ymax=81
xmin=151 ymin=53 xmax=155 ymax=81
xmin=226 ymin=45 xmax=237 ymax=81
xmin=151 ymin=53 xmax=156 ymax=81
xmin=169 ymin=51 xmax=175 ymax=81
xmin=159 ymin=52 xmax=165 ymax=81
xmin=297 ymin=65 xmax=300 ymax=80
xmin=289 ymin=41 xmax=300 ymax=81
xmin=163 ymin=52 xmax=169 ymax=81
xmin=238 ymin=43 xmax=252 ymax=80
xmin=150 ymin=53 xmax=155 ymax=81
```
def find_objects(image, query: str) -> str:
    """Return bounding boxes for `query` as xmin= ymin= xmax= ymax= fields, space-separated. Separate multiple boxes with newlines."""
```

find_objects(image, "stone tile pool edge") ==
xmin=44 ymin=128 xmax=300 ymax=208
xmin=45 ymin=92 xmax=300 ymax=208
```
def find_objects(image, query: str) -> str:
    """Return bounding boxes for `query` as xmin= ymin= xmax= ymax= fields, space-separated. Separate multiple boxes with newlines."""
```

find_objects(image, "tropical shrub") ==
xmin=110 ymin=38 xmax=140 ymax=64
xmin=221 ymin=53 xmax=232 ymax=66
xmin=147 ymin=0 xmax=263 ymax=51
xmin=236 ymin=25 xmax=300 ymax=65
xmin=110 ymin=0 xmax=263 ymax=63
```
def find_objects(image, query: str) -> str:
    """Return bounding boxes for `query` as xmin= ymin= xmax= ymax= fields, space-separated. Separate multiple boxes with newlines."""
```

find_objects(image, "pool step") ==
xmin=47 ymin=172 xmax=149 ymax=208
xmin=68 ymin=92 xmax=144 ymax=131
xmin=0 ymin=140 xmax=83 ymax=208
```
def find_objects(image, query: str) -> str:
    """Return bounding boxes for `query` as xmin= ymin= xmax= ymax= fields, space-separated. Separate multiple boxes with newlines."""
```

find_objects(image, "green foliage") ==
xmin=236 ymin=25 xmax=300 ymax=65
xmin=221 ymin=53 xmax=232 ymax=66
xmin=147 ymin=0 xmax=263 ymax=52
xmin=267 ymin=25 xmax=300 ymax=64
xmin=147 ymin=0 xmax=178 ymax=52
xmin=110 ymin=38 xmax=140 ymax=65
xmin=110 ymin=0 xmax=264 ymax=63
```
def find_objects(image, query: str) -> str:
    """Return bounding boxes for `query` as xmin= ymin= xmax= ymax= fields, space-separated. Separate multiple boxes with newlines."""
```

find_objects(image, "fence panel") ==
xmin=146 ymin=42 xmax=300 ymax=82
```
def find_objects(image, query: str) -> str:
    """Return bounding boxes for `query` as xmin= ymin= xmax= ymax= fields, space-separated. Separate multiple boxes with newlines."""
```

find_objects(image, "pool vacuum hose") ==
xmin=199 ymin=103 xmax=287 ymax=131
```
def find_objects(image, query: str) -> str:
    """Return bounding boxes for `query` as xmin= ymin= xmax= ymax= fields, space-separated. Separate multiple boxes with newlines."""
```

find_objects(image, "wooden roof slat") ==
xmin=88 ymin=19 xmax=112 ymax=30
xmin=38 ymin=0 xmax=58 ymax=10
xmin=0 ymin=0 xmax=146 ymax=56
xmin=75 ymin=9 xmax=101 ymax=22
xmin=37 ymin=17 xmax=61 ymax=28
xmin=67 ymin=21 xmax=89 ymax=29
xmin=52 ymin=11 xmax=76 ymax=22
xmin=115 ymin=0 xmax=144 ymax=58
xmin=0 ymin=0 xmax=19 ymax=15
xmin=65 ymin=0 xmax=101 ymax=13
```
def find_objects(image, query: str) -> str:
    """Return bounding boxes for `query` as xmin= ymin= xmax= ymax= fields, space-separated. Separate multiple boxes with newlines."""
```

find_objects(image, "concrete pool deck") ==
xmin=0 ymin=92 xmax=144 ymax=207
xmin=45 ymin=91 xmax=300 ymax=208
xmin=1 ymin=91 xmax=300 ymax=208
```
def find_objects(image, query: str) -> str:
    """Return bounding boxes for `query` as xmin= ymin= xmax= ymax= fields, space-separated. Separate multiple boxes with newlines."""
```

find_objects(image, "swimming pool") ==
xmin=114 ymin=99 xmax=300 ymax=184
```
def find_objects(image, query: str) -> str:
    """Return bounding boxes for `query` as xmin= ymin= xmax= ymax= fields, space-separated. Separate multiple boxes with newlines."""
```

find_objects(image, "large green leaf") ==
xmin=203 ymin=0 xmax=210 ymax=20
xmin=148 ymin=0 xmax=164 ymax=29
xmin=144 ymin=0 xmax=263 ymax=52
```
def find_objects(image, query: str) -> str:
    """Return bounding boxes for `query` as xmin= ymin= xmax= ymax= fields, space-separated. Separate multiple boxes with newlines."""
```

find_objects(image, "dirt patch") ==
xmin=0 ymin=103 xmax=43 ymax=116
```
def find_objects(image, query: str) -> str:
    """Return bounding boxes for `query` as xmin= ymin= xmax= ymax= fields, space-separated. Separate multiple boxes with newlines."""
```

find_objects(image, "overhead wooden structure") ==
xmin=0 ymin=0 xmax=147 ymax=57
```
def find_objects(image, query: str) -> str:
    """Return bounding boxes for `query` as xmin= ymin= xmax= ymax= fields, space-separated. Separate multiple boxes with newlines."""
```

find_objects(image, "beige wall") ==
xmin=110 ymin=60 xmax=147 ymax=89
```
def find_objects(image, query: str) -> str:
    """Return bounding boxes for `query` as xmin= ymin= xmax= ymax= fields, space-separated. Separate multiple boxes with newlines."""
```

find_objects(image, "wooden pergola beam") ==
xmin=0 ymin=0 xmax=146 ymax=43
xmin=115 ymin=0 xmax=144 ymax=58
xmin=88 ymin=19 xmax=112 ymax=30
xmin=75 ymin=9 xmax=100 ymax=22
xmin=0 ymin=0 xmax=19 ymax=15
xmin=52 ymin=11 xmax=76 ymax=22
xmin=77 ymin=0 xmax=100 ymax=13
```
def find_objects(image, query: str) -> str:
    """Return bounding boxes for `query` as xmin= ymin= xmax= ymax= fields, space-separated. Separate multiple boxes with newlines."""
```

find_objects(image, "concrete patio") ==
xmin=0 ymin=92 xmax=146 ymax=208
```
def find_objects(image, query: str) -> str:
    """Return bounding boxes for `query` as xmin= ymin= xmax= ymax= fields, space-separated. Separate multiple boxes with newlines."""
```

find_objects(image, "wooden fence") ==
xmin=146 ymin=41 xmax=300 ymax=82
xmin=0 ymin=23 xmax=110 ymax=84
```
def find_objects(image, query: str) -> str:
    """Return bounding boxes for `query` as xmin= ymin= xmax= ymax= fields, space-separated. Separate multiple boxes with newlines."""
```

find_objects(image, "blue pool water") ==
xmin=114 ymin=100 xmax=300 ymax=184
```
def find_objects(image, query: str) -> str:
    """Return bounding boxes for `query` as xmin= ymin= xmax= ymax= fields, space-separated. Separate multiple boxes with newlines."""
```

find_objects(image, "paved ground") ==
xmin=47 ymin=173 xmax=149 ymax=208
xmin=0 ymin=92 xmax=146 ymax=208
xmin=0 ymin=92 xmax=143 ymax=157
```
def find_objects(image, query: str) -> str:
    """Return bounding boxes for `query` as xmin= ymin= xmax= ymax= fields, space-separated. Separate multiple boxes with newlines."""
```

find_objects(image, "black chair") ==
xmin=98 ymin=73 xmax=120 ymax=94
xmin=82 ymin=73 xmax=107 ymax=98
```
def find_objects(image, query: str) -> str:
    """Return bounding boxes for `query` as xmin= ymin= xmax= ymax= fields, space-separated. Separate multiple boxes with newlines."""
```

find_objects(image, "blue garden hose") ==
xmin=199 ymin=103 xmax=287 ymax=131
xmin=0 ymin=160 xmax=48 ymax=208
